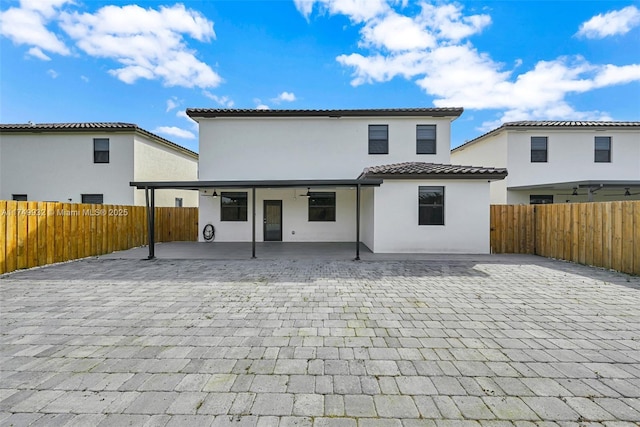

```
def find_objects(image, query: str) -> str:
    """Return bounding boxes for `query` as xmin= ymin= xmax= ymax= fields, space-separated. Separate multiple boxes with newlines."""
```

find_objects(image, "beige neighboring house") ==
xmin=451 ymin=121 xmax=640 ymax=204
xmin=0 ymin=122 xmax=198 ymax=207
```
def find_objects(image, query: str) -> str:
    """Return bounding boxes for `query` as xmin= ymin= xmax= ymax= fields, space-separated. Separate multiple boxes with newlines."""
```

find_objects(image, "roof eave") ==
xmin=186 ymin=108 xmax=464 ymax=119
xmin=360 ymin=172 xmax=508 ymax=180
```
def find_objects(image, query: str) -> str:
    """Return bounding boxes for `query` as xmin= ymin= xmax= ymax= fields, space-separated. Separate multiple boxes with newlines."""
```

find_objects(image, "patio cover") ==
xmin=130 ymin=179 xmax=383 ymax=260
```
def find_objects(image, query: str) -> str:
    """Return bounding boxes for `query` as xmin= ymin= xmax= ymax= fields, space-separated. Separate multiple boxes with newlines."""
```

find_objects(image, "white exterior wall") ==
xmin=360 ymin=187 xmax=375 ymax=251
xmin=506 ymin=129 xmax=640 ymax=189
xmin=0 ymin=132 xmax=134 ymax=204
xmin=133 ymin=136 xmax=199 ymax=207
xmin=198 ymin=116 xmax=454 ymax=180
xmin=199 ymin=188 xmax=358 ymax=242
xmin=451 ymin=133 xmax=509 ymax=204
xmin=372 ymin=180 xmax=491 ymax=253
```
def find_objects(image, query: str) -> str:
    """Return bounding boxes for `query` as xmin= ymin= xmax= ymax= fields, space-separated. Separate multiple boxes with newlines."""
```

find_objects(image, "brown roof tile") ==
xmin=187 ymin=107 xmax=464 ymax=118
xmin=359 ymin=162 xmax=507 ymax=179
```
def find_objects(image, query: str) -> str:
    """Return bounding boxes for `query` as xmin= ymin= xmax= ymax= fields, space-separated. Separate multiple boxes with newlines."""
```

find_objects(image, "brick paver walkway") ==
xmin=1 ymin=256 xmax=639 ymax=426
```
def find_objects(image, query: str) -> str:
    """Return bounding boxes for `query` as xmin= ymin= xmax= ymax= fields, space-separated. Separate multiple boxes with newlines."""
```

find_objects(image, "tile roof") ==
xmin=0 ymin=122 xmax=198 ymax=158
xmin=359 ymin=162 xmax=508 ymax=179
xmin=187 ymin=107 xmax=464 ymax=118
xmin=452 ymin=120 xmax=640 ymax=152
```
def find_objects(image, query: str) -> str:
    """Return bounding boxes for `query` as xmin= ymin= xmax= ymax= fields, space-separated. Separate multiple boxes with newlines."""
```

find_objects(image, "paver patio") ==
xmin=1 ymin=254 xmax=639 ymax=426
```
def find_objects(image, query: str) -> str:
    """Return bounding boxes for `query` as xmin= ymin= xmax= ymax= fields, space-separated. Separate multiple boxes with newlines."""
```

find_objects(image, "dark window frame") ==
xmin=12 ymin=194 xmax=27 ymax=201
xmin=418 ymin=186 xmax=445 ymax=226
xmin=81 ymin=194 xmax=104 ymax=204
xmin=530 ymin=195 xmax=554 ymax=205
xmin=175 ymin=198 xmax=183 ymax=207
xmin=531 ymin=136 xmax=548 ymax=162
xmin=368 ymin=124 xmax=388 ymax=154
xmin=595 ymin=136 xmax=611 ymax=163
xmin=221 ymin=191 xmax=248 ymax=222
xmin=416 ymin=124 xmax=437 ymax=154
xmin=308 ymin=192 xmax=336 ymax=222
xmin=94 ymin=138 xmax=110 ymax=163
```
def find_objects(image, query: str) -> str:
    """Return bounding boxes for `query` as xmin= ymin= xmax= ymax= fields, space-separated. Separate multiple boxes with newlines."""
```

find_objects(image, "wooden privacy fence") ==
xmin=0 ymin=201 xmax=198 ymax=275
xmin=490 ymin=201 xmax=640 ymax=275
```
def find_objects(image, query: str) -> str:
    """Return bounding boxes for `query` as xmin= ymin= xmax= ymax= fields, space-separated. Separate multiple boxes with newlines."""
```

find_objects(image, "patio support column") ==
xmin=251 ymin=187 xmax=256 ymax=259
xmin=355 ymin=183 xmax=361 ymax=261
xmin=145 ymin=186 xmax=155 ymax=260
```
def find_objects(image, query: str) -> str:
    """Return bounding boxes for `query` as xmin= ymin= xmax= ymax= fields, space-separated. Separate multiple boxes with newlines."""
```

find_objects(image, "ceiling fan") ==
xmin=604 ymin=188 xmax=640 ymax=197
xmin=558 ymin=187 xmax=582 ymax=196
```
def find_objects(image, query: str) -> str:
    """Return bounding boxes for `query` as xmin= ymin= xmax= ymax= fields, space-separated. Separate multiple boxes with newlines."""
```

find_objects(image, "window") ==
xmin=308 ymin=192 xmax=336 ymax=222
xmin=595 ymin=136 xmax=611 ymax=162
xmin=221 ymin=192 xmax=247 ymax=221
xmin=531 ymin=137 xmax=548 ymax=162
xmin=418 ymin=186 xmax=444 ymax=225
xmin=530 ymin=195 xmax=553 ymax=205
xmin=82 ymin=194 xmax=103 ymax=204
xmin=12 ymin=194 xmax=27 ymax=201
xmin=175 ymin=198 xmax=183 ymax=207
xmin=417 ymin=125 xmax=436 ymax=154
xmin=368 ymin=125 xmax=388 ymax=154
xmin=94 ymin=138 xmax=109 ymax=163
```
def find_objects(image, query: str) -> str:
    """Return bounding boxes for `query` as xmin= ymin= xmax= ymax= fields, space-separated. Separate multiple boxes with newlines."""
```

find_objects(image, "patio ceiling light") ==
xmin=212 ymin=190 xmax=218 ymax=198
xmin=303 ymin=187 xmax=311 ymax=198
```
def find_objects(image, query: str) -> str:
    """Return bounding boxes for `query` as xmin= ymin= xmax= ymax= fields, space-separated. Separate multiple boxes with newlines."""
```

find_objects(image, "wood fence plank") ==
xmin=554 ymin=204 xmax=562 ymax=259
xmin=563 ymin=204 xmax=572 ymax=261
xmin=585 ymin=203 xmax=594 ymax=267
xmin=611 ymin=201 xmax=623 ymax=272
xmin=634 ymin=201 xmax=640 ymax=276
xmin=621 ymin=201 xmax=634 ymax=275
xmin=578 ymin=204 xmax=587 ymax=265
xmin=36 ymin=202 xmax=47 ymax=267
xmin=53 ymin=202 xmax=63 ymax=263
xmin=601 ymin=203 xmax=612 ymax=270
xmin=16 ymin=201 xmax=28 ymax=269
xmin=62 ymin=203 xmax=71 ymax=262
xmin=26 ymin=201 xmax=38 ymax=268
xmin=5 ymin=201 xmax=18 ymax=273
xmin=0 ymin=201 xmax=6 ymax=274
xmin=592 ymin=203 xmax=603 ymax=268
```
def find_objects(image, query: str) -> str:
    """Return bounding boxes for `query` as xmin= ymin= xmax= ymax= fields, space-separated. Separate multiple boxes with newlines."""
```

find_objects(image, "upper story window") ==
xmin=221 ymin=192 xmax=247 ymax=221
xmin=12 ymin=194 xmax=27 ymax=201
xmin=418 ymin=186 xmax=444 ymax=226
xmin=368 ymin=125 xmax=388 ymax=154
xmin=309 ymin=192 xmax=336 ymax=222
xmin=530 ymin=137 xmax=548 ymax=162
xmin=82 ymin=194 xmax=104 ymax=204
xmin=94 ymin=138 xmax=109 ymax=163
xmin=595 ymin=136 xmax=611 ymax=162
xmin=416 ymin=125 xmax=436 ymax=154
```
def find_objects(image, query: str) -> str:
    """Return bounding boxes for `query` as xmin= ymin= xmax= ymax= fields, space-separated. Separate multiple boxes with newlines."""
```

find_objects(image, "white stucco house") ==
xmin=0 ymin=122 xmax=199 ymax=207
xmin=451 ymin=121 xmax=640 ymax=205
xmin=168 ymin=108 xmax=506 ymax=254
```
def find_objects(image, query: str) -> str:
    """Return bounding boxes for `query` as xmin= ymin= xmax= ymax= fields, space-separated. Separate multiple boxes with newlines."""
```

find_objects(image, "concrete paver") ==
xmin=1 ymin=255 xmax=639 ymax=425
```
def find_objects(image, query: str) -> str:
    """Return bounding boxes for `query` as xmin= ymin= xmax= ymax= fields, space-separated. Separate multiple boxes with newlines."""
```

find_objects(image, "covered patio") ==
xmin=130 ymin=179 xmax=383 ymax=261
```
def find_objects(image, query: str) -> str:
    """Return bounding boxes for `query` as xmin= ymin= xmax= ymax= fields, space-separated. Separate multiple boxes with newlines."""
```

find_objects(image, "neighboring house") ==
xmin=0 ymin=122 xmax=198 ymax=207
xmin=451 ymin=121 xmax=640 ymax=205
xmin=185 ymin=108 xmax=507 ymax=253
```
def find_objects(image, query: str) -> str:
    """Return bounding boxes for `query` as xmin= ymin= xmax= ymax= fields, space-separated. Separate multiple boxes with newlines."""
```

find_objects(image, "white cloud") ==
xmin=0 ymin=1 xmax=70 ymax=56
xmin=47 ymin=68 xmax=58 ymax=78
xmin=272 ymin=91 xmax=297 ymax=103
xmin=166 ymin=97 xmax=179 ymax=112
xmin=256 ymin=104 xmax=270 ymax=110
xmin=299 ymin=0 xmax=640 ymax=127
xmin=27 ymin=46 xmax=51 ymax=60
xmin=80 ymin=75 xmax=89 ymax=82
xmin=154 ymin=126 xmax=196 ymax=140
xmin=203 ymin=91 xmax=235 ymax=107
xmin=295 ymin=0 xmax=389 ymax=23
xmin=59 ymin=4 xmax=221 ymax=88
xmin=577 ymin=5 xmax=640 ymax=39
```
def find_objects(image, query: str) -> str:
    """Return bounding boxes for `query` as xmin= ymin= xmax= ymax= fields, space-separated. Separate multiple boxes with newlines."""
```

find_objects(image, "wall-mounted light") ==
xmin=302 ymin=187 xmax=311 ymax=198
xmin=212 ymin=190 xmax=218 ymax=198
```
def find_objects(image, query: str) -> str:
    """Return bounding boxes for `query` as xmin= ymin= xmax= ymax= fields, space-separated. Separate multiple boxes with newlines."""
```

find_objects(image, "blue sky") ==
xmin=1 ymin=0 xmax=639 ymax=153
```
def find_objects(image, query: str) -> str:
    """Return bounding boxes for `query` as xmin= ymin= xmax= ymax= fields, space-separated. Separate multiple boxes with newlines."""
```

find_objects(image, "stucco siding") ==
xmin=372 ymin=180 xmax=491 ymax=253
xmin=198 ymin=188 xmax=359 ymax=243
xmin=198 ymin=116 xmax=455 ymax=180
xmin=0 ymin=132 xmax=134 ymax=204
xmin=133 ymin=135 xmax=199 ymax=207
xmin=451 ymin=133 xmax=508 ymax=204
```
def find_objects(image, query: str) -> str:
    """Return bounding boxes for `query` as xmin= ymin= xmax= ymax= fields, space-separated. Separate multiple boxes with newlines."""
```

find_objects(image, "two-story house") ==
xmin=451 ymin=121 xmax=640 ymax=204
xmin=181 ymin=108 xmax=507 ymax=253
xmin=0 ymin=123 xmax=199 ymax=207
